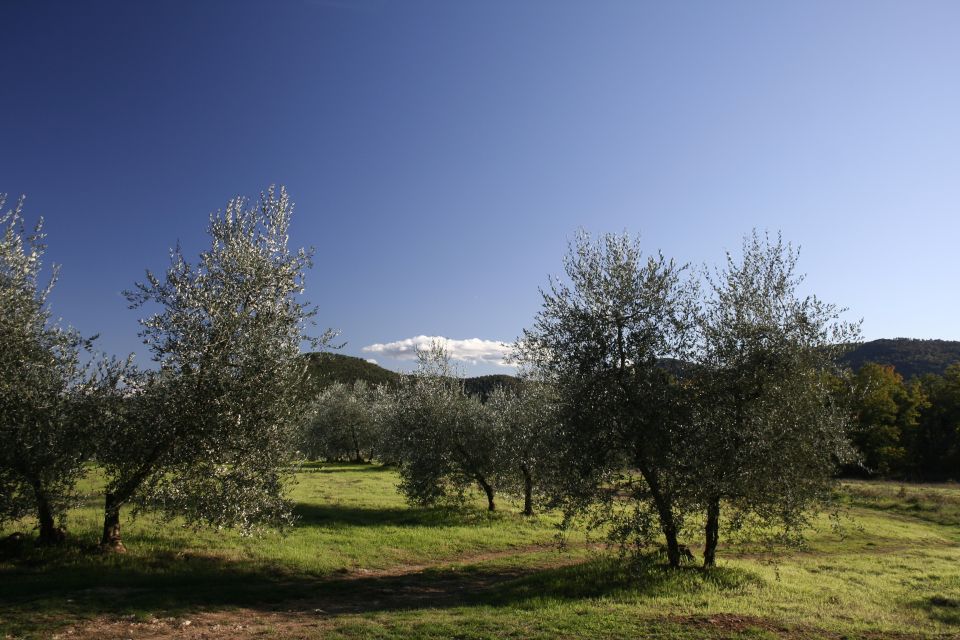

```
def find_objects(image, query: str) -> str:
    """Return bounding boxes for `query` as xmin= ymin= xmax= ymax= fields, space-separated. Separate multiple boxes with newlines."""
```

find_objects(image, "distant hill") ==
xmin=463 ymin=374 xmax=525 ymax=400
xmin=303 ymin=352 xmax=401 ymax=391
xmin=838 ymin=339 xmax=960 ymax=379
xmin=302 ymin=338 xmax=960 ymax=395
xmin=302 ymin=352 xmax=522 ymax=397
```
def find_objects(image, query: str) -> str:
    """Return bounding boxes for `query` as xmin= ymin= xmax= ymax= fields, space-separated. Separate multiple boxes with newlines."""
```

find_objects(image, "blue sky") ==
xmin=2 ymin=0 xmax=959 ymax=375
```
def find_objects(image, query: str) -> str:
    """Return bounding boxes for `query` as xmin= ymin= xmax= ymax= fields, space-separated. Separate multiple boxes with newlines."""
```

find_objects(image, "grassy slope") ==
xmin=0 ymin=467 xmax=957 ymax=639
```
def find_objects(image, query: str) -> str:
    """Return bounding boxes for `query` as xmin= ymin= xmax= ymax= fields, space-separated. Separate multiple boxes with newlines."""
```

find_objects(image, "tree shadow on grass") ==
xmin=292 ymin=501 xmax=507 ymax=528
xmin=273 ymin=556 xmax=761 ymax=620
xmin=477 ymin=556 xmax=759 ymax=609
xmin=0 ymin=538 xmax=761 ymax=638
xmin=0 ymin=541 xmax=323 ymax=637
xmin=910 ymin=595 xmax=960 ymax=626
xmin=299 ymin=462 xmax=392 ymax=474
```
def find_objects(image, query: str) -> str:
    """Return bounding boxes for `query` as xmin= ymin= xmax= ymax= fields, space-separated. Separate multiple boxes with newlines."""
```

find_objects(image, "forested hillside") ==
xmin=303 ymin=352 xmax=402 ymax=390
xmin=462 ymin=374 xmax=524 ymax=399
xmin=839 ymin=338 xmax=960 ymax=379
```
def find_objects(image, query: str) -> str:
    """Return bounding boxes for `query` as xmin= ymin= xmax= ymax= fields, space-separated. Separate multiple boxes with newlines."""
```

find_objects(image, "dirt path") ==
xmin=56 ymin=544 xmax=585 ymax=640
xmin=50 ymin=541 xmax=955 ymax=640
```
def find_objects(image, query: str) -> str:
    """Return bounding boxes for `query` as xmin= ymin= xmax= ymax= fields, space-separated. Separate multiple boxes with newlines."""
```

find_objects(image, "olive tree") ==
xmin=302 ymin=380 xmax=382 ymax=462
xmin=517 ymin=231 xmax=699 ymax=567
xmin=486 ymin=381 xmax=558 ymax=516
xmin=385 ymin=346 xmax=503 ymax=511
xmin=690 ymin=231 xmax=859 ymax=566
xmin=0 ymin=195 xmax=120 ymax=543
xmin=97 ymin=186 xmax=329 ymax=550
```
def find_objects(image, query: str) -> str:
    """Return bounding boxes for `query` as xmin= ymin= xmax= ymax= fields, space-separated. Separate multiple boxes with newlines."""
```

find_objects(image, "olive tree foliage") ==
xmin=688 ymin=231 xmax=859 ymax=567
xmin=0 ymin=195 xmax=123 ymax=543
xmin=302 ymin=380 xmax=385 ymax=462
xmin=384 ymin=345 xmax=503 ymax=511
xmin=516 ymin=231 xmax=699 ymax=567
xmin=485 ymin=381 xmax=559 ymax=516
xmin=97 ymin=186 xmax=330 ymax=550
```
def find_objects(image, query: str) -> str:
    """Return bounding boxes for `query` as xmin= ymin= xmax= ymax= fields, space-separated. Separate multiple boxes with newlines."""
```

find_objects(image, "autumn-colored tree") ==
xmin=847 ymin=363 xmax=927 ymax=477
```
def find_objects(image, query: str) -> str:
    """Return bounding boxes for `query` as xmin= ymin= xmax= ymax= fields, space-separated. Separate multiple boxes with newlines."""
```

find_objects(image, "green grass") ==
xmin=1 ymin=466 xmax=958 ymax=639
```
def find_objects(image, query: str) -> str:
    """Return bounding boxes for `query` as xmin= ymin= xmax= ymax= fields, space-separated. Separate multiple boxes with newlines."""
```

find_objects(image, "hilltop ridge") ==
xmin=304 ymin=338 xmax=960 ymax=392
xmin=838 ymin=338 xmax=960 ymax=379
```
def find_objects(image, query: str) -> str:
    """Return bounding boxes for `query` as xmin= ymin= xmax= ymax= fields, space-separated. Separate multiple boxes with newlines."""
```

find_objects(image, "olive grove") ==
xmin=1 ymin=190 xmax=865 ymax=572
xmin=301 ymin=380 xmax=386 ymax=462
xmin=383 ymin=345 xmax=504 ymax=511
xmin=485 ymin=382 xmax=559 ymax=516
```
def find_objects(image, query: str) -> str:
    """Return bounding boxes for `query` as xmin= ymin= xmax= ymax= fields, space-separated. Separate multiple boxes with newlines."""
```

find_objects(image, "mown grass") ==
xmin=1 ymin=465 xmax=958 ymax=639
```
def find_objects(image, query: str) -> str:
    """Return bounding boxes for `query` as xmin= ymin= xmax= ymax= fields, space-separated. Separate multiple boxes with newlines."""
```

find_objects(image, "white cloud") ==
xmin=365 ymin=358 xmax=378 ymax=365
xmin=362 ymin=335 xmax=514 ymax=367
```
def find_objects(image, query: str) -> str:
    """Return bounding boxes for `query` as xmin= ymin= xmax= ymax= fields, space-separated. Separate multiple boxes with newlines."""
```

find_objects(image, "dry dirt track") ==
xmin=55 ymin=545 xmax=575 ymax=640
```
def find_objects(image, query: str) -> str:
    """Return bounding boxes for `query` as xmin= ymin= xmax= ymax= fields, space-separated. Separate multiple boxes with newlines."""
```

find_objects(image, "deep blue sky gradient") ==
xmin=3 ymin=0 xmax=959 ymax=373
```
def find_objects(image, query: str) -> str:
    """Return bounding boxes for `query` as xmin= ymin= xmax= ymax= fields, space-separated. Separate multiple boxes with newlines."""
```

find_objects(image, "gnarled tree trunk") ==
xmin=641 ymin=466 xmax=682 ymax=567
xmin=33 ymin=484 xmax=65 ymax=545
xmin=476 ymin=475 xmax=496 ymax=511
xmin=100 ymin=492 xmax=126 ymax=553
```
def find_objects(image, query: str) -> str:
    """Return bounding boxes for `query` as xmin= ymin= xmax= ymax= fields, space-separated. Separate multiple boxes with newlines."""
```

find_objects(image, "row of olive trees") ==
xmin=516 ymin=230 xmax=859 ymax=568
xmin=380 ymin=346 xmax=559 ymax=516
xmin=300 ymin=381 xmax=386 ymax=463
xmin=0 ymin=188 xmax=325 ymax=550
xmin=301 ymin=349 xmax=557 ymax=517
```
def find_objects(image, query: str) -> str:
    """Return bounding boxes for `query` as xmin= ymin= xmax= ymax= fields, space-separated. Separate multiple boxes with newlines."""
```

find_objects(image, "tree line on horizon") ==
xmin=843 ymin=362 xmax=960 ymax=481
xmin=0 ymin=186 xmax=955 ymax=572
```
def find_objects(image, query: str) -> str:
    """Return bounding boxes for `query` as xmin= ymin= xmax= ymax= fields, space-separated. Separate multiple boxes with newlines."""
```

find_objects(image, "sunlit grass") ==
xmin=1 ymin=466 xmax=957 ymax=639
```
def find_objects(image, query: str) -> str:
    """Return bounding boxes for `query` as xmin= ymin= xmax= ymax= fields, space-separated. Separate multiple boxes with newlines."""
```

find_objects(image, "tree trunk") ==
xmin=476 ymin=476 xmax=496 ymax=512
xmin=520 ymin=464 xmax=534 ymax=516
xmin=34 ymin=487 xmax=65 ymax=545
xmin=99 ymin=492 xmax=127 ymax=553
xmin=703 ymin=497 xmax=721 ymax=568
xmin=97 ymin=446 xmax=163 ymax=553
xmin=657 ymin=508 xmax=681 ymax=567
xmin=352 ymin=429 xmax=363 ymax=463
xmin=641 ymin=467 xmax=681 ymax=567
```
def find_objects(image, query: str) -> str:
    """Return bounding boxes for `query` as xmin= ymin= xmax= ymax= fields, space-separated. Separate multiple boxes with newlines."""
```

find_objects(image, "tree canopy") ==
xmin=517 ymin=230 xmax=699 ymax=567
xmin=97 ymin=186 xmax=328 ymax=550
xmin=0 ymin=195 xmax=121 ymax=544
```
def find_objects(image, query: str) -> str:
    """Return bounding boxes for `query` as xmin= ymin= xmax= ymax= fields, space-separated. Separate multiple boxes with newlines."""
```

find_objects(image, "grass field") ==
xmin=1 ymin=465 xmax=958 ymax=639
